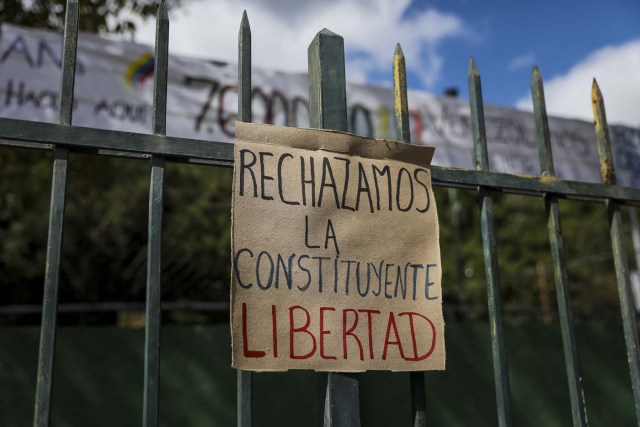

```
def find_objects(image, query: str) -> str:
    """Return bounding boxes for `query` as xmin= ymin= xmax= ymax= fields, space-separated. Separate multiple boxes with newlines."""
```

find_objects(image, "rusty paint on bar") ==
xmin=393 ymin=44 xmax=410 ymax=144
xmin=237 ymin=10 xmax=253 ymax=427
xmin=592 ymin=80 xmax=616 ymax=185
xmin=468 ymin=57 xmax=512 ymax=427
xmin=592 ymin=79 xmax=640 ymax=423
xmin=393 ymin=42 xmax=427 ymax=427
xmin=532 ymin=66 xmax=588 ymax=427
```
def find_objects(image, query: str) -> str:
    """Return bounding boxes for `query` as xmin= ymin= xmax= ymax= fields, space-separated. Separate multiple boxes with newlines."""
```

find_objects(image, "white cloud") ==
xmin=515 ymin=40 xmax=640 ymax=127
xmin=507 ymin=51 xmax=535 ymax=71
xmin=124 ymin=0 xmax=466 ymax=88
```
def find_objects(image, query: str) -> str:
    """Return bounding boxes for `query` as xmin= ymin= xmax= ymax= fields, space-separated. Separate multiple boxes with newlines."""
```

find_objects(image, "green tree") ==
xmin=0 ymin=0 xmax=179 ymax=36
xmin=0 ymin=0 xmax=233 ymax=326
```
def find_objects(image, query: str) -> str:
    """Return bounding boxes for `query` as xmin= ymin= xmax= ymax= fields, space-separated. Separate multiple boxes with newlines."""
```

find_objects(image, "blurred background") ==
xmin=1 ymin=0 xmax=640 ymax=426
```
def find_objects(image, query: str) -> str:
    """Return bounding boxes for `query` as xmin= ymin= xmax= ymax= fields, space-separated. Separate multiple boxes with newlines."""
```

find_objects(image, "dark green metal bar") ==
xmin=0 ymin=118 xmax=233 ymax=163
xmin=532 ymin=66 xmax=588 ymax=427
xmin=468 ymin=58 xmax=512 ymax=427
xmin=308 ymin=29 xmax=360 ymax=427
xmin=4 ymin=118 xmax=640 ymax=204
xmin=429 ymin=167 xmax=640 ymax=203
xmin=393 ymin=43 xmax=427 ymax=427
xmin=151 ymin=2 xmax=169 ymax=137
xmin=592 ymin=79 xmax=640 ymax=423
xmin=142 ymin=3 xmax=168 ymax=427
xmin=309 ymin=29 xmax=348 ymax=132
xmin=33 ymin=1 xmax=78 ymax=425
xmin=237 ymin=10 xmax=252 ymax=427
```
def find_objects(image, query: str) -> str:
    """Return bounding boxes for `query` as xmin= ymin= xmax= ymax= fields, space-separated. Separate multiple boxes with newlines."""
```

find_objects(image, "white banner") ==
xmin=1 ymin=23 xmax=638 ymax=187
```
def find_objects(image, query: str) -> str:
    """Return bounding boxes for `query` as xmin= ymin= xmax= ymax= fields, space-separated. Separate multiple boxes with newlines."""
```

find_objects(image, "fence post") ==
xmin=142 ymin=2 xmax=169 ymax=426
xmin=308 ymin=28 xmax=361 ymax=427
xmin=592 ymin=79 xmax=640 ymax=423
xmin=237 ymin=10 xmax=253 ymax=427
xmin=468 ymin=58 xmax=512 ymax=427
xmin=33 ymin=1 xmax=78 ymax=425
xmin=531 ymin=66 xmax=588 ymax=426
xmin=393 ymin=43 xmax=428 ymax=427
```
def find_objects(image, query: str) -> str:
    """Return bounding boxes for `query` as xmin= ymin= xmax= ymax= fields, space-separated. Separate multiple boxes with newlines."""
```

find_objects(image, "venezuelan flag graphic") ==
xmin=125 ymin=52 xmax=155 ymax=88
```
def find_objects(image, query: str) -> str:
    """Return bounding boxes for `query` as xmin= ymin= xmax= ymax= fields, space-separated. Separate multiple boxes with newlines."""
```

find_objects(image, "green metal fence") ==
xmin=1 ymin=1 xmax=640 ymax=426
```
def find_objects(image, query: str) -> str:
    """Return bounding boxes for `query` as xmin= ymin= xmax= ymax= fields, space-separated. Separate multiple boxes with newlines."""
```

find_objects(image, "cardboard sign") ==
xmin=231 ymin=122 xmax=444 ymax=372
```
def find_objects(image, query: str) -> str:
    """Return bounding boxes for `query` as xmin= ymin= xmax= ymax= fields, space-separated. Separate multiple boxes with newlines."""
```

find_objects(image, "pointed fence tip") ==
xmin=468 ymin=57 xmax=479 ymax=76
xmin=157 ymin=0 xmax=168 ymax=17
xmin=318 ymin=28 xmax=339 ymax=37
xmin=531 ymin=65 xmax=541 ymax=83
xmin=393 ymin=43 xmax=404 ymax=58
xmin=241 ymin=10 xmax=250 ymax=27
xmin=592 ymin=79 xmax=604 ymax=107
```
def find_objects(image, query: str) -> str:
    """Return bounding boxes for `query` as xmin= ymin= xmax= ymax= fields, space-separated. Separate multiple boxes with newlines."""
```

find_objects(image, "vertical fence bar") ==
xmin=142 ymin=3 xmax=168 ymax=426
xmin=236 ymin=10 xmax=253 ymax=427
xmin=393 ymin=43 xmax=427 ymax=427
xmin=592 ymin=80 xmax=640 ymax=423
xmin=531 ymin=66 xmax=588 ymax=426
xmin=33 ymin=1 xmax=78 ymax=425
xmin=468 ymin=58 xmax=512 ymax=427
xmin=308 ymin=29 xmax=361 ymax=427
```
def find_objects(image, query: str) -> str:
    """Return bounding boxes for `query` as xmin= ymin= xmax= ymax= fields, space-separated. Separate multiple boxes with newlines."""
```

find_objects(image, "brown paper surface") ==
xmin=231 ymin=121 xmax=444 ymax=372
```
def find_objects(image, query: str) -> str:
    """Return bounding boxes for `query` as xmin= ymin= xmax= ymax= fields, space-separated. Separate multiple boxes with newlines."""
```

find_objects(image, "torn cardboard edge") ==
xmin=235 ymin=121 xmax=435 ymax=168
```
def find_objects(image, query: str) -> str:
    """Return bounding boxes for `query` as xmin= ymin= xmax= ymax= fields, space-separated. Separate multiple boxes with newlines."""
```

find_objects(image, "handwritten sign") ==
xmin=231 ymin=122 xmax=444 ymax=372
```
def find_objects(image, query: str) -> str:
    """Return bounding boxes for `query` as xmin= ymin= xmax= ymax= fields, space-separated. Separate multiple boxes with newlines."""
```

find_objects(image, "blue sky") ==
xmin=129 ymin=0 xmax=640 ymax=126
xmin=404 ymin=0 xmax=640 ymax=108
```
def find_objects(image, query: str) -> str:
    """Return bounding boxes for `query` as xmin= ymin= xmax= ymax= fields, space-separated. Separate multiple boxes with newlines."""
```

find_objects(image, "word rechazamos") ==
xmin=238 ymin=148 xmax=431 ymax=214
xmin=234 ymin=248 xmax=439 ymax=301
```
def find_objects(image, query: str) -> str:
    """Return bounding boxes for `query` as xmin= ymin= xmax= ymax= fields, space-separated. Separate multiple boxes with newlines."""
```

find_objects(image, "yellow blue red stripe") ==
xmin=125 ymin=52 xmax=154 ymax=87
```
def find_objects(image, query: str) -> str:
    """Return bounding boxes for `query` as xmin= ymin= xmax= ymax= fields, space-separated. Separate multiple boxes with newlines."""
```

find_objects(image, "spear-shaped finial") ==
xmin=240 ymin=9 xmax=250 ymax=30
xmin=468 ymin=57 xmax=489 ymax=171
xmin=238 ymin=10 xmax=251 ymax=123
xmin=592 ymin=78 xmax=616 ymax=185
xmin=393 ymin=43 xmax=410 ymax=143
xmin=308 ymin=28 xmax=347 ymax=131
xmin=531 ymin=65 xmax=554 ymax=176
xmin=57 ymin=0 xmax=79 ymax=125
xmin=151 ymin=0 xmax=169 ymax=135
xmin=157 ymin=0 xmax=168 ymax=18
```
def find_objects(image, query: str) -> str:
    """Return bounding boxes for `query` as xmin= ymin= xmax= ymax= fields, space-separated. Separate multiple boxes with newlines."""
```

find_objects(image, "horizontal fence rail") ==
xmin=0 ymin=1 xmax=639 ymax=427
xmin=3 ymin=119 xmax=640 ymax=204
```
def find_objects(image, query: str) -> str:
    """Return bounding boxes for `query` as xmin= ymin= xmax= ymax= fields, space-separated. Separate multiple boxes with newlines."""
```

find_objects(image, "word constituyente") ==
xmin=234 ymin=248 xmax=439 ymax=301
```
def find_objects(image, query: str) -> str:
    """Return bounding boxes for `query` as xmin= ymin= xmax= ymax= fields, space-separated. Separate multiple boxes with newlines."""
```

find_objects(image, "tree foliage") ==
xmin=0 ymin=145 xmax=635 ymax=325
xmin=0 ymin=0 xmax=179 ymax=36
xmin=0 ymin=147 xmax=233 ymax=325
xmin=0 ymin=0 xmax=635 ymax=326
